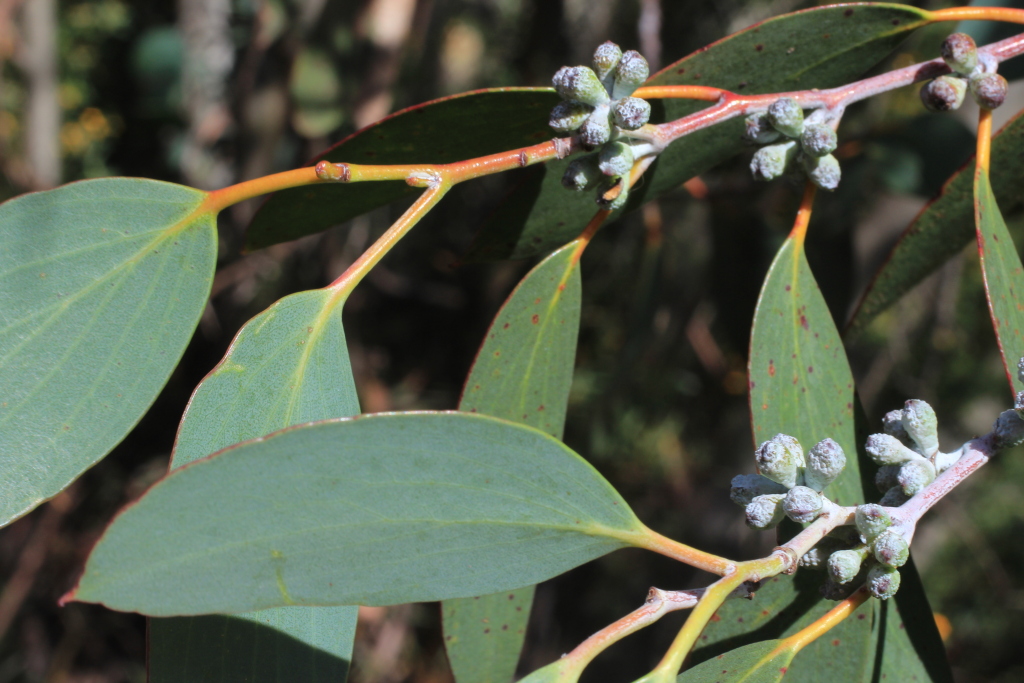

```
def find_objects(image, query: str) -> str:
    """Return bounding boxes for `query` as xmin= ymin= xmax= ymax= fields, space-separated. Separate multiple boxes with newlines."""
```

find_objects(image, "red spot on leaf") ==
xmin=768 ymin=360 xmax=776 ymax=377
xmin=710 ymin=614 xmax=721 ymax=622
xmin=800 ymin=315 xmax=809 ymax=329
xmin=807 ymin=366 xmax=813 ymax=373
xmin=532 ymin=314 xmax=540 ymax=324
xmin=832 ymin=639 xmax=841 ymax=646
xmin=503 ymin=323 xmax=510 ymax=329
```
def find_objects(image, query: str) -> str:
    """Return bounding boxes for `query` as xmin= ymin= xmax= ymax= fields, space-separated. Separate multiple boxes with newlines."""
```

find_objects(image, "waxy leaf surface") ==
xmin=150 ymin=286 xmax=361 ymax=682
xmin=678 ymin=640 xmax=791 ymax=683
xmin=976 ymin=168 xmax=1024 ymax=394
xmin=71 ymin=412 xmax=644 ymax=615
xmin=246 ymin=89 xmax=558 ymax=250
xmin=443 ymin=241 xmax=582 ymax=683
xmin=467 ymin=3 xmax=929 ymax=261
xmin=0 ymin=179 xmax=216 ymax=527
xmin=847 ymin=109 xmax=1024 ymax=338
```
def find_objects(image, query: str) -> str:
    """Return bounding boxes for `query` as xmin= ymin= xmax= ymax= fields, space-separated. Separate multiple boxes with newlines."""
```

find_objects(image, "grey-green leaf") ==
xmin=69 ymin=412 xmax=645 ymax=616
xmin=0 ymin=178 xmax=217 ymax=527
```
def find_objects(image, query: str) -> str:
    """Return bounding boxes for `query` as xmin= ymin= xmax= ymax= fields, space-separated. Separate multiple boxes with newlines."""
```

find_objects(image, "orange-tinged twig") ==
xmin=633 ymin=85 xmax=725 ymax=101
xmin=976 ymin=107 xmax=993 ymax=176
xmin=789 ymin=182 xmax=817 ymax=244
xmin=633 ymin=526 xmax=736 ymax=576
xmin=777 ymin=586 xmax=870 ymax=655
xmin=929 ymin=7 xmax=1024 ymax=24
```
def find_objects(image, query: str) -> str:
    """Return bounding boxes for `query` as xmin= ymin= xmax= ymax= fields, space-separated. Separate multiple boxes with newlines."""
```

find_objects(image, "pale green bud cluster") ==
xmin=867 ymin=399 xmax=951 ymax=502
xmin=746 ymin=98 xmax=841 ymax=190
xmin=552 ymin=42 xmax=654 ymax=210
xmin=811 ymin=504 xmax=911 ymax=600
xmin=732 ymin=433 xmax=847 ymax=530
xmin=922 ymin=33 xmax=1009 ymax=112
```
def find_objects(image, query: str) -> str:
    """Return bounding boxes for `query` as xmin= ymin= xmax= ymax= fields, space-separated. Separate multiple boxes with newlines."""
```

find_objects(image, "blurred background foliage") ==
xmin=1 ymin=0 xmax=1024 ymax=681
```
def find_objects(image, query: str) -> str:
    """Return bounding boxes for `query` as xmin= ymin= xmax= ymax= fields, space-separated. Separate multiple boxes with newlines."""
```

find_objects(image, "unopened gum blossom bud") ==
xmin=993 ymin=409 xmax=1024 ymax=449
xmin=549 ymin=101 xmax=593 ymax=134
xmin=766 ymin=98 xmax=804 ymax=138
xmin=882 ymin=409 xmax=911 ymax=444
xmin=865 ymin=433 xmax=922 ymax=466
xmin=750 ymin=141 xmax=798 ymax=182
xmin=897 ymin=458 xmax=935 ymax=496
xmin=755 ymin=434 xmax=804 ymax=488
xmin=940 ymin=33 xmax=979 ymax=76
xmin=745 ymin=494 xmax=786 ymax=529
xmin=802 ymin=153 xmax=841 ymax=191
xmin=867 ymin=564 xmax=901 ymax=600
xmin=592 ymin=41 xmax=623 ymax=82
xmin=902 ymin=399 xmax=939 ymax=456
xmin=872 ymin=530 xmax=910 ymax=569
xmin=612 ymin=51 xmax=649 ymax=99
xmin=856 ymin=503 xmax=892 ymax=541
xmin=553 ymin=66 xmax=609 ymax=106
xmin=729 ymin=473 xmax=788 ymax=506
xmin=598 ymin=141 xmax=635 ymax=177
xmin=744 ymin=113 xmax=781 ymax=145
xmin=804 ymin=438 xmax=846 ymax=492
xmin=828 ymin=547 xmax=867 ymax=585
xmin=783 ymin=486 xmax=824 ymax=524
xmin=800 ymin=123 xmax=838 ymax=157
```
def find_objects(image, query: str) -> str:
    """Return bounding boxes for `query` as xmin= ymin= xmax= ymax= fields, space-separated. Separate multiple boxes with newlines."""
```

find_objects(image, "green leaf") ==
xmin=443 ymin=241 xmax=582 ymax=683
xmin=975 ymin=167 xmax=1024 ymax=394
xmin=677 ymin=640 xmax=793 ymax=683
xmin=846 ymin=108 xmax=1024 ymax=338
xmin=245 ymin=88 xmax=558 ymax=251
xmin=151 ymin=286 xmax=361 ymax=682
xmin=69 ymin=412 xmax=645 ymax=616
xmin=0 ymin=178 xmax=216 ymax=527
xmin=465 ymin=3 xmax=929 ymax=261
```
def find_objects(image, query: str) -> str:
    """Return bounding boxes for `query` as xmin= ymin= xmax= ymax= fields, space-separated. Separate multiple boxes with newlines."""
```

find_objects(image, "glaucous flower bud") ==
xmin=882 ymin=409 xmax=912 ymax=444
xmin=767 ymin=98 xmax=804 ymax=138
xmin=897 ymin=458 xmax=935 ymax=496
xmin=745 ymin=494 xmax=786 ymax=530
xmin=802 ymin=153 xmax=841 ymax=191
xmin=940 ymin=33 xmax=979 ymax=76
xmin=993 ymin=409 xmax=1024 ymax=449
xmin=578 ymin=106 xmax=611 ymax=149
xmin=871 ymin=530 xmax=910 ymax=569
xmin=920 ymin=76 xmax=968 ymax=112
xmin=598 ymin=141 xmax=635 ymax=177
xmin=553 ymin=66 xmax=609 ymax=106
xmin=1015 ymin=390 xmax=1024 ymax=413
xmin=592 ymin=41 xmax=623 ymax=82
xmin=865 ymin=433 xmax=922 ymax=466
xmin=875 ymin=464 xmax=901 ymax=493
xmin=613 ymin=97 xmax=652 ymax=130
xmin=867 ymin=564 xmax=901 ymax=600
xmin=549 ymin=101 xmax=594 ymax=134
xmin=902 ymin=399 xmax=939 ymax=456
xmin=970 ymin=72 xmax=1009 ymax=110
xmin=750 ymin=141 xmax=799 ymax=182
xmin=800 ymin=123 xmax=838 ymax=157
xmin=804 ymin=438 xmax=846 ymax=492
xmin=729 ymin=473 xmax=789 ymax=506
xmin=828 ymin=547 xmax=868 ymax=585
xmin=799 ymin=535 xmax=848 ymax=570
xmin=754 ymin=434 xmax=804 ymax=488
xmin=561 ymin=154 xmax=602 ymax=191
xmin=879 ymin=486 xmax=910 ymax=507
xmin=783 ymin=485 xmax=824 ymax=524
xmin=612 ymin=50 xmax=649 ymax=99
xmin=744 ymin=113 xmax=781 ymax=145
xmin=856 ymin=503 xmax=893 ymax=541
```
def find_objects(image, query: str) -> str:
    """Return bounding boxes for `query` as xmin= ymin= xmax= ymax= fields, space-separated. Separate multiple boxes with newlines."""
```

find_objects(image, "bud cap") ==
xmin=865 ymin=433 xmax=922 ymax=466
xmin=897 ymin=458 xmax=935 ymax=496
xmin=804 ymin=438 xmax=846 ymax=491
xmin=613 ymin=97 xmax=651 ymax=130
xmin=578 ymin=106 xmax=611 ymax=149
xmin=745 ymin=494 xmax=786 ymax=529
xmin=856 ymin=503 xmax=893 ymax=541
xmin=754 ymin=434 xmax=804 ymax=488
xmin=800 ymin=123 xmax=838 ymax=157
xmin=612 ymin=51 xmax=649 ymax=99
xmin=902 ymin=399 xmax=939 ymax=456
xmin=828 ymin=548 xmax=866 ymax=584
xmin=553 ymin=66 xmax=609 ymax=106
xmin=549 ymin=101 xmax=593 ymax=134
xmin=920 ymin=75 xmax=968 ymax=112
xmin=871 ymin=530 xmax=910 ymax=569
xmin=561 ymin=154 xmax=602 ymax=191
xmin=767 ymin=98 xmax=804 ymax=138
xmin=802 ymin=153 xmax=841 ymax=191
xmin=783 ymin=486 xmax=824 ymax=524
xmin=970 ymin=72 xmax=1009 ymax=110
xmin=867 ymin=564 xmax=901 ymax=600
xmin=745 ymin=113 xmax=781 ymax=145
xmin=882 ymin=409 xmax=911 ymax=444
xmin=750 ymin=141 xmax=799 ymax=182
xmin=729 ymin=473 xmax=788 ymax=506
xmin=940 ymin=33 xmax=979 ymax=76
xmin=592 ymin=41 xmax=623 ymax=82
xmin=598 ymin=141 xmax=635 ymax=177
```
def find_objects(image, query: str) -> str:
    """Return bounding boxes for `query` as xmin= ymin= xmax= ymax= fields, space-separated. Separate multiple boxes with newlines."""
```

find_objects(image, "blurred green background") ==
xmin=1 ymin=0 xmax=1024 ymax=681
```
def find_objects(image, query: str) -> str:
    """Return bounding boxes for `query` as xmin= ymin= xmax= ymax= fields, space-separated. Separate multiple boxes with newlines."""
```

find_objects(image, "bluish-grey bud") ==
xmin=1016 ymin=390 xmax=1024 ymax=412
xmin=783 ymin=485 xmax=824 ymax=524
xmin=882 ymin=409 xmax=912 ymax=444
xmin=828 ymin=547 xmax=868 ymax=584
xmin=902 ymin=399 xmax=939 ymax=456
xmin=729 ymin=473 xmax=788 ymax=506
xmin=561 ymin=154 xmax=602 ymax=191
xmin=613 ymin=97 xmax=651 ymax=130
xmin=767 ymin=98 xmax=804 ymax=138
xmin=920 ymin=76 xmax=968 ymax=112
xmin=592 ymin=41 xmax=623 ymax=82
xmin=898 ymin=458 xmax=935 ymax=496
xmin=744 ymin=113 xmax=781 ymax=145
xmin=800 ymin=123 xmax=838 ymax=157
xmin=822 ymin=576 xmax=860 ymax=601
xmin=867 ymin=564 xmax=901 ymax=600
xmin=598 ymin=141 xmax=634 ymax=177
xmin=993 ymin=409 xmax=1024 ymax=449
xmin=856 ymin=503 xmax=893 ymax=541
xmin=802 ymin=153 xmax=841 ymax=191
xmin=750 ymin=141 xmax=799 ymax=182
xmin=755 ymin=434 xmax=804 ymax=488
xmin=612 ymin=50 xmax=649 ymax=99
xmin=549 ymin=101 xmax=594 ymax=134
xmin=553 ymin=66 xmax=609 ymax=106
xmin=875 ymin=464 xmax=901 ymax=493
xmin=970 ymin=72 xmax=1009 ymax=110
xmin=1017 ymin=357 xmax=1024 ymax=385
xmin=879 ymin=486 xmax=910 ymax=507
xmin=746 ymin=494 xmax=786 ymax=530
xmin=578 ymin=106 xmax=611 ymax=149
xmin=941 ymin=33 xmax=979 ymax=76
xmin=865 ymin=433 xmax=922 ymax=466
xmin=805 ymin=438 xmax=846 ymax=492
xmin=800 ymin=536 xmax=848 ymax=570
xmin=871 ymin=530 xmax=910 ymax=569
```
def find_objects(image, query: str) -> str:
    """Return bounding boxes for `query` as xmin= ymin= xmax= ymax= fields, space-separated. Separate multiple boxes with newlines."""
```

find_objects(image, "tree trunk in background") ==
xmin=21 ymin=0 xmax=58 ymax=189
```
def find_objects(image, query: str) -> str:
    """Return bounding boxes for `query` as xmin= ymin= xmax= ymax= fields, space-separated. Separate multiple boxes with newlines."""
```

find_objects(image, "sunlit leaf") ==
xmin=68 ymin=412 xmax=646 ymax=616
xmin=846 ymin=109 xmax=1024 ymax=338
xmin=0 ymin=179 xmax=216 ymax=527
xmin=150 ymin=286 xmax=361 ymax=682
xmin=443 ymin=241 xmax=582 ymax=683
xmin=677 ymin=640 xmax=792 ymax=683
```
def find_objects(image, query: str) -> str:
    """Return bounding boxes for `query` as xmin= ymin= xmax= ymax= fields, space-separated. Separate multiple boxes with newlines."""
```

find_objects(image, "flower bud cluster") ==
xmin=551 ymin=43 xmax=653 ymax=210
xmin=866 ymin=399 xmax=952 ymax=503
xmin=730 ymin=434 xmax=846 ymax=530
xmin=808 ymin=503 xmax=909 ymax=600
xmin=746 ymin=98 xmax=841 ymax=191
xmin=921 ymin=33 xmax=1009 ymax=112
